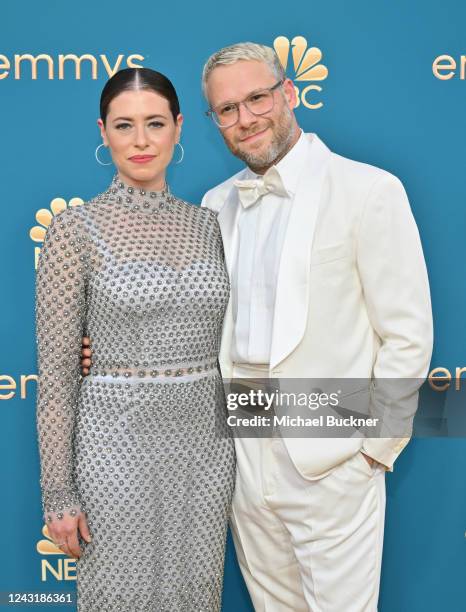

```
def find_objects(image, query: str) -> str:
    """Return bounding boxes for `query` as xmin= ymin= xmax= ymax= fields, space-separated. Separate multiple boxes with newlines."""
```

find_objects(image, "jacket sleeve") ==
xmin=35 ymin=209 xmax=88 ymax=522
xmin=356 ymin=173 xmax=433 ymax=470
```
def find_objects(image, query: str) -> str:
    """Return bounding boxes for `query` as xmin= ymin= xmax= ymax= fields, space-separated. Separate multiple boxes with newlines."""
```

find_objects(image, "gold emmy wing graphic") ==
xmin=273 ymin=35 xmax=328 ymax=109
xmin=30 ymin=197 xmax=84 ymax=269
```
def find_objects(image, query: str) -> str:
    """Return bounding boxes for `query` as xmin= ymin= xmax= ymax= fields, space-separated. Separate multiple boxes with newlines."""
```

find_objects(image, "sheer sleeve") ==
xmin=35 ymin=209 xmax=88 ymax=523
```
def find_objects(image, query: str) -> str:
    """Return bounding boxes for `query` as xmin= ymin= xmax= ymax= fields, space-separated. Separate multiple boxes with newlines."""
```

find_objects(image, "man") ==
xmin=198 ymin=42 xmax=433 ymax=611
xmin=82 ymin=43 xmax=432 ymax=610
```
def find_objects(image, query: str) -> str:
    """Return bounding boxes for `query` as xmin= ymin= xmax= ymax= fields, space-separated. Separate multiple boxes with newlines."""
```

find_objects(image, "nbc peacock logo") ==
xmin=36 ymin=524 xmax=77 ymax=581
xmin=273 ymin=36 xmax=328 ymax=109
xmin=29 ymin=197 xmax=84 ymax=270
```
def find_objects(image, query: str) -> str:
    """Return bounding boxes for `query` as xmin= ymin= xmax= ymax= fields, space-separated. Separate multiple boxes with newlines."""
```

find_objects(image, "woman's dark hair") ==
xmin=99 ymin=67 xmax=180 ymax=124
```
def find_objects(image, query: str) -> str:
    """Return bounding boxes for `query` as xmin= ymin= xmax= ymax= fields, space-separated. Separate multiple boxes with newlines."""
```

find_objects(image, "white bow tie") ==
xmin=234 ymin=166 xmax=288 ymax=208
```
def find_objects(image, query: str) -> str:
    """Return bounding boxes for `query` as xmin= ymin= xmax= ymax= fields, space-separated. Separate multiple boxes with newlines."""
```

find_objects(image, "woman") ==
xmin=35 ymin=67 xmax=235 ymax=611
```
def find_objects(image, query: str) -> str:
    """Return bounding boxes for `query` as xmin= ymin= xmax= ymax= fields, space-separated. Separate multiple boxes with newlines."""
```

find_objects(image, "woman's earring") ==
xmin=95 ymin=143 xmax=112 ymax=166
xmin=174 ymin=142 xmax=184 ymax=165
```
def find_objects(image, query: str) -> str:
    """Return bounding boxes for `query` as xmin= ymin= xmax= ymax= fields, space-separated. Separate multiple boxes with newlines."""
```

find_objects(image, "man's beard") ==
xmin=223 ymin=104 xmax=295 ymax=173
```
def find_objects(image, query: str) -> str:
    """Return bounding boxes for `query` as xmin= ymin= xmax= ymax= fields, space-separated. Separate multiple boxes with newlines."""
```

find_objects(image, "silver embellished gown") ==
xmin=35 ymin=175 xmax=235 ymax=611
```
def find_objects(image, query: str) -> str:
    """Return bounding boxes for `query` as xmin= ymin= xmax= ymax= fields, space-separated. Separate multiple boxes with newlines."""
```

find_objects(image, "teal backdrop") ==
xmin=0 ymin=1 xmax=465 ymax=610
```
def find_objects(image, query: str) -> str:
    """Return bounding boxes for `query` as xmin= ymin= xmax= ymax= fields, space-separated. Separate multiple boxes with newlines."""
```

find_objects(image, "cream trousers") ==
xmin=229 ymin=365 xmax=386 ymax=611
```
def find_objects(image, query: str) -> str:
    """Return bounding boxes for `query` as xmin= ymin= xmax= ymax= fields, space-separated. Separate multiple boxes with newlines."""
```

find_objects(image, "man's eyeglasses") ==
xmin=206 ymin=79 xmax=285 ymax=128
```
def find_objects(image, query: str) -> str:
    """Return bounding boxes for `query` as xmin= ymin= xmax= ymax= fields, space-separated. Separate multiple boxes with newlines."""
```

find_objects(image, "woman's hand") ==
xmin=47 ymin=510 xmax=92 ymax=559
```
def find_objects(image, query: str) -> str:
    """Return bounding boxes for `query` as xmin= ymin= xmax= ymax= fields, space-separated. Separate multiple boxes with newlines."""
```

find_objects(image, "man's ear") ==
xmin=283 ymin=78 xmax=298 ymax=110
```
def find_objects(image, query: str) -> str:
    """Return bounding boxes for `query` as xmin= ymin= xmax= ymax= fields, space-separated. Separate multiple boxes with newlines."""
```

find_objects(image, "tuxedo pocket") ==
xmin=310 ymin=243 xmax=352 ymax=266
xmin=339 ymin=382 xmax=371 ymax=400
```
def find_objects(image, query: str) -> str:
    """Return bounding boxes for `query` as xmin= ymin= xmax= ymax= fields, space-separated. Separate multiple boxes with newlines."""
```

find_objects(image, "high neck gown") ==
xmin=35 ymin=175 xmax=236 ymax=611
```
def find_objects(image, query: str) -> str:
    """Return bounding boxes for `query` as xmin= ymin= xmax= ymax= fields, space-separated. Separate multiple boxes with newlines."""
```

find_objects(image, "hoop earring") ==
xmin=95 ymin=143 xmax=112 ymax=166
xmin=174 ymin=142 xmax=184 ymax=164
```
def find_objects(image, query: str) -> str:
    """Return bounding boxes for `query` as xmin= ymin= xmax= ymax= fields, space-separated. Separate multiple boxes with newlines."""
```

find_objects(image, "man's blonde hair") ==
xmin=202 ymin=42 xmax=285 ymax=99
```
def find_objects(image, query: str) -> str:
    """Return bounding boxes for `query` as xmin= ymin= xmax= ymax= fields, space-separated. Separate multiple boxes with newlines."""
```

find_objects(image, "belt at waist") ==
xmin=89 ymin=359 xmax=218 ymax=379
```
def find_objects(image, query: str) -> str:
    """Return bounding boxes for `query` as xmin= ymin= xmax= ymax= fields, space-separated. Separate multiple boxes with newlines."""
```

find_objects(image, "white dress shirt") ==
xmin=231 ymin=130 xmax=308 ymax=364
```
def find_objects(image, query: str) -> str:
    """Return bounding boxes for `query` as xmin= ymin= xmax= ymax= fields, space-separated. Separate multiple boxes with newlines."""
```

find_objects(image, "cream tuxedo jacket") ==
xmin=201 ymin=132 xmax=433 ymax=478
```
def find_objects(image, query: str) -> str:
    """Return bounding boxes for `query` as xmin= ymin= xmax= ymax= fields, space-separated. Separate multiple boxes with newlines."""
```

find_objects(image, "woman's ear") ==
xmin=175 ymin=113 xmax=184 ymax=141
xmin=97 ymin=118 xmax=108 ymax=146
